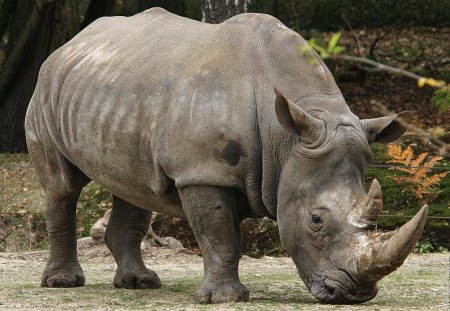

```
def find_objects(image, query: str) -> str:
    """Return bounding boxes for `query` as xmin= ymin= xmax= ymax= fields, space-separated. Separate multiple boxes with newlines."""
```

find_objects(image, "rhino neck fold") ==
xmin=257 ymin=107 xmax=294 ymax=218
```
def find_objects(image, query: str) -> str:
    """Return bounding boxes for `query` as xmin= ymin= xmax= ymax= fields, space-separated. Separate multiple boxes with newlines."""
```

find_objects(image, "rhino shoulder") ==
xmin=140 ymin=6 xmax=171 ymax=16
xmin=87 ymin=6 xmax=170 ymax=27
xmin=224 ymin=13 xmax=301 ymax=40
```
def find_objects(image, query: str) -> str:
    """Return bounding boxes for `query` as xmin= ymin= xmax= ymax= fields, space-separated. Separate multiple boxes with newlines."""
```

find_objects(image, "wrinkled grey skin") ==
xmin=25 ymin=8 xmax=427 ymax=304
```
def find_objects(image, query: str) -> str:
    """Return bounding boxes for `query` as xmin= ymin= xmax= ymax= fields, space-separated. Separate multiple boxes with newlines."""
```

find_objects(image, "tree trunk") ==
xmin=201 ymin=0 xmax=251 ymax=24
xmin=0 ymin=0 xmax=16 ymax=42
xmin=0 ymin=0 xmax=79 ymax=152
xmin=82 ymin=0 xmax=115 ymax=28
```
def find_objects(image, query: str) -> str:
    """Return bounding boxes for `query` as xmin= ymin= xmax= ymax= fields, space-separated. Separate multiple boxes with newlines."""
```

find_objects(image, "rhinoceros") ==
xmin=25 ymin=8 xmax=428 ymax=304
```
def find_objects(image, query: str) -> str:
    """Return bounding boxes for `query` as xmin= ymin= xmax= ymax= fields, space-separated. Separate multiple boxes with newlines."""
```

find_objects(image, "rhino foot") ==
xmin=113 ymin=269 xmax=161 ymax=289
xmin=41 ymin=269 xmax=85 ymax=288
xmin=195 ymin=280 xmax=250 ymax=303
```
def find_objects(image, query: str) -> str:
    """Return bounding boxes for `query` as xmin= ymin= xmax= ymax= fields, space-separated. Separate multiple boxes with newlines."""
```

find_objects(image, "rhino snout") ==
xmin=310 ymin=276 xmax=377 ymax=304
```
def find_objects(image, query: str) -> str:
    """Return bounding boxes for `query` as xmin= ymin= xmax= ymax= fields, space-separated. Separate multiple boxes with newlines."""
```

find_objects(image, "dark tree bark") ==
xmin=0 ymin=0 xmax=152 ymax=152
xmin=0 ymin=0 xmax=79 ymax=152
xmin=201 ymin=0 xmax=251 ymax=24
xmin=82 ymin=0 xmax=115 ymax=28
xmin=0 ymin=0 xmax=16 ymax=41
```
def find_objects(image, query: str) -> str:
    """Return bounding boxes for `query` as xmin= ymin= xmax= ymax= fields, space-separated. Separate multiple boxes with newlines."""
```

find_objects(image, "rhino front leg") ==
xmin=179 ymin=186 xmax=249 ymax=303
xmin=105 ymin=195 xmax=161 ymax=289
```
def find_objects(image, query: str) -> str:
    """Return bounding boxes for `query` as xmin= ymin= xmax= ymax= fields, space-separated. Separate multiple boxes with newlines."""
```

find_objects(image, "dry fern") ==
xmin=386 ymin=144 xmax=449 ymax=203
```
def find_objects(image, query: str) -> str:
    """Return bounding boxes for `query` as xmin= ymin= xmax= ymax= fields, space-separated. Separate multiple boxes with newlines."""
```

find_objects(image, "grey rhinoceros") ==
xmin=25 ymin=8 xmax=428 ymax=304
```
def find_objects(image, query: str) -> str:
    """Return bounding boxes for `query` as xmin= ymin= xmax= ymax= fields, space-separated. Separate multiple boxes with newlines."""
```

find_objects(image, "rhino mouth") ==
xmin=309 ymin=273 xmax=377 ymax=304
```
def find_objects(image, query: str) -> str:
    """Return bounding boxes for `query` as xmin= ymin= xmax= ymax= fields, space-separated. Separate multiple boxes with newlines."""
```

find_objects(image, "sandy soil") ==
xmin=0 ymin=241 xmax=448 ymax=311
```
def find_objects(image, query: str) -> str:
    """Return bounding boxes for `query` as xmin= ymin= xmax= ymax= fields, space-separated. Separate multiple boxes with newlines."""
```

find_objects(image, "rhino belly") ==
xmin=68 ymin=137 xmax=184 ymax=217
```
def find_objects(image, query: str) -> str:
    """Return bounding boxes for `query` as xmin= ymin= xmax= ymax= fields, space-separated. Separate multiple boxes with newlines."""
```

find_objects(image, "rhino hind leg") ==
xmin=179 ymin=186 xmax=249 ymax=303
xmin=27 ymin=141 xmax=89 ymax=288
xmin=105 ymin=195 xmax=161 ymax=289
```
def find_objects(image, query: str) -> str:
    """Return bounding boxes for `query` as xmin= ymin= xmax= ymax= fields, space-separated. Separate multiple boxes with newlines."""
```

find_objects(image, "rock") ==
xmin=90 ymin=209 xmax=111 ymax=243
xmin=159 ymin=237 xmax=184 ymax=250
xmin=176 ymin=248 xmax=196 ymax=255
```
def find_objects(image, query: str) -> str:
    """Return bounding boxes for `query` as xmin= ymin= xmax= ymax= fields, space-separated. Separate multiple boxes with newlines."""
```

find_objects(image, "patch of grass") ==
xmin=0 ymin=155 xmax=44 ymax=215
xmin=0 ymin=212 xmax=48 ymax=252
xmin=0 ymin=254 xmax=448 ymax=310
xmin=0 ymin=153 xmax=29 ymax=165
xmin=62 ymin=296 xmax=75 ymax=303
xmin=164 ymin=278 xmax=199 ymax=293
xmin=0 ymin=153 xmax=113 ymax=251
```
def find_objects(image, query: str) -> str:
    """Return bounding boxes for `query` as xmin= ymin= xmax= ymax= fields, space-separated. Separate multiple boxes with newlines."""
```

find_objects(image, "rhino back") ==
xmin=26 ymin=8 xmax=267 ymax=214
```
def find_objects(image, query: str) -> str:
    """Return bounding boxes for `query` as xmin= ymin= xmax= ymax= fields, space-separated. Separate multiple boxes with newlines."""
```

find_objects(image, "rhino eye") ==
xmin=312 ymin=215 xmax=322 ymax=223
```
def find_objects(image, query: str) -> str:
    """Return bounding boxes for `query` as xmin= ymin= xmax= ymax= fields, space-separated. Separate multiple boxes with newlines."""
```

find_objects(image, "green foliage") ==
xmin=240 ymin=218 xmax=287 ymax=258
xmin=303 ymin=31 xmax=449 ymax=114
xmin=299 ymin=32 xmax=345 ymax=66
xmin=431 ymin=87 xmax=450 ymax=112
xmin=415 ymin=240 xmax=434 ymax=254
xmin=436 ymin=246 xmax=448 ymax=252
xmin=307 ymin=32 xmax=345 ymax=59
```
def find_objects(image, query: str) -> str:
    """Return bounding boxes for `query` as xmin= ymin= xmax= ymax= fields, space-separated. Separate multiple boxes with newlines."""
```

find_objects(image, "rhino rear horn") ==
xmin=355 ymin=205 xmax=428 ymax=282
xmin=274 ymin=88 xmax=325 ymax=145
xmin=361 ymin=179 xmax=383 ymax=226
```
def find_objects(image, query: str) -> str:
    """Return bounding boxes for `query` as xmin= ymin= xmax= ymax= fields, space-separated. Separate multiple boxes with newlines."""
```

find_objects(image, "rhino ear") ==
xmin=361 ymin=112 xmax=411 ymax=144
xmin=274 ymin=88 xmax=324 ymax=141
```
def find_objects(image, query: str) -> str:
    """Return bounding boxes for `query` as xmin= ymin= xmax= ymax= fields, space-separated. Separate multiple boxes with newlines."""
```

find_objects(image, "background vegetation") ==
xmin=1 ymin=141 xmax=448 ymax=255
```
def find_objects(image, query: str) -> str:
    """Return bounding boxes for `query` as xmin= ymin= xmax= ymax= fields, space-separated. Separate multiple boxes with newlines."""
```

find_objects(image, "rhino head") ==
xmin=274 ymin=90 xmax=428 ymax=304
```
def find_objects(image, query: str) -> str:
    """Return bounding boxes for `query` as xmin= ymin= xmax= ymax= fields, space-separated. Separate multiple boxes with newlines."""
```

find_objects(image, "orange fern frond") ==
xmin=412 ymin=188 xmax=425 ymax=199
xmin=384 ymin=143 xmax=448 ymax=203
xmin=410 ymin=152 xmax=428 ymax=172
xmin=423 ymin=155 xmax=443 ymax=169
xmin=386 ymin=144 xmax=407 ymax=164
xmin=402 ymin=145 xmax=413 ymax=166
xmin=388 ymin=167 xmax=412 ymax=174
xmin=422 ymin=172 xmax=449 ymax=188
xmin=419 ymin=177 xmax=439 ymax=190
xmin=386 ymin=144 xmax=414 ymax=166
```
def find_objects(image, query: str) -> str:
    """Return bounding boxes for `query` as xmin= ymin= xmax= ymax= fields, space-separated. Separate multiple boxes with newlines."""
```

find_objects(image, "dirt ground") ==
xmin=0 ymin=240 xmax=448 ymax=311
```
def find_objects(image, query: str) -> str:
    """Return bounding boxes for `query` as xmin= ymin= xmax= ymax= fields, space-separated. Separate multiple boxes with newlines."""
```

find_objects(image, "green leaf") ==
xmin=327 ymin=32 xmax=342 ymax=52
xmin=308 ymin=38 xmax=329 ymax=58
xmin=431 ymin=87 xmax=450 ymax=113
xmin=333 ymin=46 xmax=345 ymax=54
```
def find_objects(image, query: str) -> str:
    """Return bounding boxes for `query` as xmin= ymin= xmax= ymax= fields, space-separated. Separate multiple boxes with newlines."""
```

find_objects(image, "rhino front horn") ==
xmin=355 ymin=205 xmax=428 ymax=282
